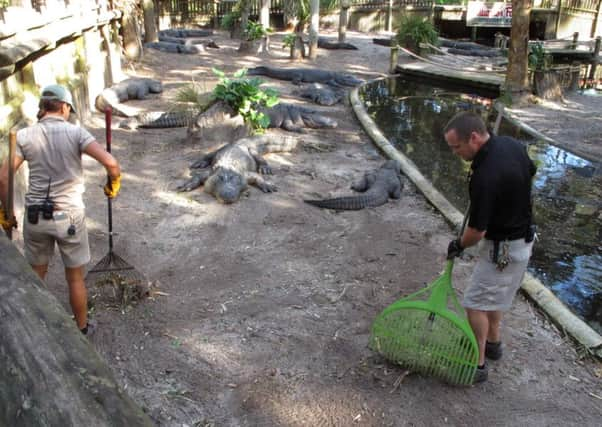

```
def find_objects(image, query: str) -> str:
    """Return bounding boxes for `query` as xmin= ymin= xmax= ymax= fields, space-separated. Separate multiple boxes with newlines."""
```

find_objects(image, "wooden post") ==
xmin=387 ymin=0 xmax=394 ymax=33
xmin=390 ymin=45 xmax=399 ymax=74
xmin=213 ymin=0 xmax=220 ymax=29
xmin=339 ymin=1 xmax=350 ymax=43
xmin=587 ymin=36 xmax=601 ymax=84
xmin=571 ymin=31 xmax=579 ymax=49
xmin=591 ymin=0 xmax=602 ymax=39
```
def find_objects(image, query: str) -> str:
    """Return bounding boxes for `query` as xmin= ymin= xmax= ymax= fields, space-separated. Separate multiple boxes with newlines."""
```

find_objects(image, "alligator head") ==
xmin=204 ymin=167 xmax=247 ymax=204
xmin=334 ymin=73 xmax=364 ymax=87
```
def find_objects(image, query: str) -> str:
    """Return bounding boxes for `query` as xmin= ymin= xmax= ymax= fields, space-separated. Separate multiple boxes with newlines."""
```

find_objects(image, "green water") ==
xmin=360 ymin=77 xmax=602 ymax=334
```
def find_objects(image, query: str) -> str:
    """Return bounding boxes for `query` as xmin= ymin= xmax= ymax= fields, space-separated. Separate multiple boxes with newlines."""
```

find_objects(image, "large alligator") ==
xmin=95 ymin=78 xmax=163 ymax=117
xmin=317 ymin=37 xmax=358 ymax=50
xmin=118 ymin=110 xmax=198 ymax=129
xmin=144 ymin=41 xmax=202 ymax=54
xmin=247 ymin=66 xmax=364 ymax=88
xmin=292 ymin=83 xmax=344 ymax=106
xmin=158 ymin=29 xmax=214 ymax=38
xmin=260 ymin=103 xmax=338 ymax=132
xmin=304 ymin=160 xmax=404 ymax=210
xmin=175 ymin=134 xmax=299 ymax=204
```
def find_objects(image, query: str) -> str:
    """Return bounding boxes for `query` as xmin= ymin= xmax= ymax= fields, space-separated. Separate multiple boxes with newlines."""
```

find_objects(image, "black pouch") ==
xmin=27 ymin=205 xmax=40 ymax=224
xmin=525 ymin=224 xmax=537 ymax=243
xmin=41 ymin=199 xmax=54 ymax=220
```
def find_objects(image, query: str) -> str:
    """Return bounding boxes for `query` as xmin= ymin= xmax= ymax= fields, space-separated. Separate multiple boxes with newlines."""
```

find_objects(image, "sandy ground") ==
xmin=33 ymin=31 xmax=601 ymax=426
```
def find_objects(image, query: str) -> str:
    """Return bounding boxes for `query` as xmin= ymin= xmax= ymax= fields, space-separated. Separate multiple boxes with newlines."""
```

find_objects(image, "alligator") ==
xmin=260 ymin=102 xmax=338 ymax=132
xmin=317 ymin=37 xmax=358 ymax=50
xmin=144 ymin=41 xmax=202 ymax=54
xmin=304 ymin=160 xmax=404 ymax=210
xmin=291 ymin=83 xmax=344 ymax=106
xmin=159 ymin=29 xmax=214 ymax=38
xmin=157 ymin=34 xmax=220 ymax=49
xmin=119 ymin=110 xmax=198 ymax=129
xmin=247 ymin=66 xmax=364 ymax=88
xmin=175 ymin=134 xmax=299 ymax=204
xmin=95 ymin=78 xmax=163 ymax=117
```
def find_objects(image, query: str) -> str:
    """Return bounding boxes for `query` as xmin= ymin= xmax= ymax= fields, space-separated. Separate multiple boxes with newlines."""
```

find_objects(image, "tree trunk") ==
xmin=339 ymin=1 xmax=350 ymax=43
xmin=121 ymin=6 xmax=142 ymax=60
xmin=240 ymin=0 xmax=251 ymax=37
xmin=260 ymin=0 xmax=270 ymax=29
xmin=283 ymin=0 xmax=297 ymax=31
xmin=0 ymin=236 xmax=154 ymax=426
xmin=308 ymin=0 xmax=319 ymax=59
xmin=142 ymin=0 xmax=158 ymax=43
xmin=505 ymin=0 xmax=532 ymax=103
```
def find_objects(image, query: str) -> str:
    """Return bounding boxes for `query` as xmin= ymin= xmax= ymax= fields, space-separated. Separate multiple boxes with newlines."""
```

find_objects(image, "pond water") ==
xmin=360 ymin=77 xmax=602 ymax=334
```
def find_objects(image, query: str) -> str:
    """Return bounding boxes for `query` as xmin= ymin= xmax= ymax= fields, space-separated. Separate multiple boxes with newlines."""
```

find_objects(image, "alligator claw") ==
xmin=258 ymin=166 xmax=273 ymax=175
xmin=191 ymin=159 xmax=210 ymax=169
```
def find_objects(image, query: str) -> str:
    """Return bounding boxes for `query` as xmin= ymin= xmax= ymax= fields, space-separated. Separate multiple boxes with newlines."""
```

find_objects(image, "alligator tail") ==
xmin=247 ymin=66 xmax=267 ymax=76
xmin=304 ymin=192 xmax=389 ymax=210
xmin=135 ymin=111 xmax=195 ymax=128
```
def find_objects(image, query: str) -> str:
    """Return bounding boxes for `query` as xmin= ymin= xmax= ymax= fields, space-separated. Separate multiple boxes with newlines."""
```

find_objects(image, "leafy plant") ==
xmin=221 ymin=10 xmax=241 ymax=31
xmin=282 ymin=33 xmax=297 ymax=49
xmin=211 ymin=68 xmax=279 ymax=132
xmin=528 ymin=42 xmax=552 ymax=71
xmin=396 ymin=15 xmax=439 ymax=53
xmin=243 ymin=21 xmax=272 ymax=41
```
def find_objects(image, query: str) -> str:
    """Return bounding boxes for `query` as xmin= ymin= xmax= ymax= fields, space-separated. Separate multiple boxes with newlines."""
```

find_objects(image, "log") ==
xmin=0 ymin=235 xmax=153 ymax=426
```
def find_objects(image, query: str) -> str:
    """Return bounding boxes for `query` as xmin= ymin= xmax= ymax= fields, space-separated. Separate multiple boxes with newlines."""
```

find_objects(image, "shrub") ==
xmin=243 ymin=21 xmax=272 ymax=41
xmin=396 ymin=15 xmax=439 ymax=53
xmin=221 ymin=10 xmax=241 ymax=31
xmin=211 ymin=68 xmax=279 ymax=132
xmin=528 ymin=42 xmax=552 ymax=71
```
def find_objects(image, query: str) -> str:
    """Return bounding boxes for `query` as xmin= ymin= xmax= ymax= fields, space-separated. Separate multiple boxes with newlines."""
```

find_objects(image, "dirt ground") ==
xmin=36 ymin=31 xmax=601 ymax=426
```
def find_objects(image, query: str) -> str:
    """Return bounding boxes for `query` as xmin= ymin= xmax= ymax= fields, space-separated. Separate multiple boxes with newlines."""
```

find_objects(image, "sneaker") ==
xmin=80 ymin=319 xmax=97 ymax=337
xmin=485 ymin=341 xmax=503 ymax=360
xmin=473 ymin=364 xmax=488 ymax=384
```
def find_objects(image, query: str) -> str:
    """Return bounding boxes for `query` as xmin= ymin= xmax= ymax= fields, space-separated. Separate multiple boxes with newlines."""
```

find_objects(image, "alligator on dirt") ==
xmin=304 ymin=160 xmax=404 ymax=210
xmin=175 ymin=134 xmax=299 ymax=204
xmin=260 ymin=103 xmax=337 ymax=132
xmin=119 ymin=110 xmax=199 ymax=129
xmin=144 ymin=41 xmax=202 ymax=54
xmin=247 ymin=66 xmax=364 ymax=88
xmin=291 ymin=83 xmax=344 ymax=106
xmin=158 ymin=29 xmax=214 ymax=38
xmin=317 ymin=37 xmax=358 ymax=50
xmin=157 ymin=34 xmax=220 ymax=49
xmin=95 ymin=78 xmax=163 ymax=117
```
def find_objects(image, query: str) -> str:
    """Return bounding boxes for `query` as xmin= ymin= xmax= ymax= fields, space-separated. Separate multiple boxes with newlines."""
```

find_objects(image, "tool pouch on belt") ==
xmin=27 ymin=205 xmax=40 ymax=224
xmin=492 ymin=241 xmax=510 ymax=271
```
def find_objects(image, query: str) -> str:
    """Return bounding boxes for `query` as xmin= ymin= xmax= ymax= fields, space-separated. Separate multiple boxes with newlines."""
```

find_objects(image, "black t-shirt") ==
xmin=468 ymin=135 xmax=536 ymax=241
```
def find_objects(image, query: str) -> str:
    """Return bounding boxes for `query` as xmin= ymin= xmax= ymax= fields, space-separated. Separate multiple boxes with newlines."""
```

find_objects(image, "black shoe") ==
xmin=473 ymin=363 xmax=488 ymax=384
xmin=485 ymin=341 xmax=503 ymax=360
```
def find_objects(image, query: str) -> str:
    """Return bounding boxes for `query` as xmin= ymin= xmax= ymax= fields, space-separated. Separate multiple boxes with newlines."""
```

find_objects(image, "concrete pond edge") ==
xmin=349 ymin=81 xmax=602 ymax=359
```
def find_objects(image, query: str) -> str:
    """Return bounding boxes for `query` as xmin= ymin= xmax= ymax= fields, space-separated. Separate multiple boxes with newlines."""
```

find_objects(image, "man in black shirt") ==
xmin=444 ymin=112 xmax=536 ymax=383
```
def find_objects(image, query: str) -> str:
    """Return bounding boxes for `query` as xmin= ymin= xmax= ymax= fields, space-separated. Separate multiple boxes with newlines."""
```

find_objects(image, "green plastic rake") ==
xmin=369 ymin=259 xmax=479 ymax=386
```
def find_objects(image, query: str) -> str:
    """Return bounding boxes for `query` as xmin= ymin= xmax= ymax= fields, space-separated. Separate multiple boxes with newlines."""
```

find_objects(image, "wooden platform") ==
xmin=395 ymin=61 xmax=504 ymax=96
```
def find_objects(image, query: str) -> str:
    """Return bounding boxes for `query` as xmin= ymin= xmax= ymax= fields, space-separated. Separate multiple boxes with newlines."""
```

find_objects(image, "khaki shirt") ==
xmin=16 ymin=116 xmax=95 ymax=210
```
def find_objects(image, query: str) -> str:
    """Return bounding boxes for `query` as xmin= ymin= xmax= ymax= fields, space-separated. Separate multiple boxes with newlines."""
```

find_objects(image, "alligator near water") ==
xmin=260 ymin=103 xmax=337 ymax=132
xmin=95 ymin=78 xmax=163 ymax=117
xmin=304 ymin=160 xmax=404 ymax=210
xmin=247 ymin=66 xmax=364 ymax=88
xmin=175 ymin=134 xmax=298 ymax=204
xmin=292 ymin=83 xmax=344 ymax=106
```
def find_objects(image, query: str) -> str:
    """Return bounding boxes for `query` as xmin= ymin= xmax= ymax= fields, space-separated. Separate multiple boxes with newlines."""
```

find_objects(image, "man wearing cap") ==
xmin=0 ymin=84 xmax=121 ymax=335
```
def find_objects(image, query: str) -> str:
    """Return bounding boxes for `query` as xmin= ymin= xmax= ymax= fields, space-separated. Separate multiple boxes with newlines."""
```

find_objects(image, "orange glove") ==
xmin=103 ymin=175 xmax=121 ymax=198
xmin=0 ymin=206 xmax=17 ymax=233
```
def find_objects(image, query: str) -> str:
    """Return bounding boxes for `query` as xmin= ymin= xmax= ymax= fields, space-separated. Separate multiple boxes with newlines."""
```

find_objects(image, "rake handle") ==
xmin=105 ymin=107 xmax=114 ymax=253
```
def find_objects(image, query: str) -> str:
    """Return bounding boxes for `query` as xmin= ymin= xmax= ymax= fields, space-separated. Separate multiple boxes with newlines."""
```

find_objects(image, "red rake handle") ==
xmin=6 ymin=130 xmax=16 ymax=240
xmin=104 ymin=107 xmax=114 ymax=253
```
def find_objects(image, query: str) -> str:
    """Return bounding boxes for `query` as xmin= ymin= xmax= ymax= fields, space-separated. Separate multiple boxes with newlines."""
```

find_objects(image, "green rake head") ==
xmin=369 ymin=260 xmax=479 ymax=386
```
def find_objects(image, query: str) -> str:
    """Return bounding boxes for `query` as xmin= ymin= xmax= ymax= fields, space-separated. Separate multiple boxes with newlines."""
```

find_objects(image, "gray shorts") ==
xmin=23 ymin=208 xmax=90 ymax=268
xmin=462 ymin=238 xmax=534 ymax=312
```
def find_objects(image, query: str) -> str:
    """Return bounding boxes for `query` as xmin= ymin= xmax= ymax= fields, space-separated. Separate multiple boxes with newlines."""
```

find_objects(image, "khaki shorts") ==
xmin=462 ymin=238 xmax=534 ymax=312
xmin=23 ymin=208 xmax=90 ymax=268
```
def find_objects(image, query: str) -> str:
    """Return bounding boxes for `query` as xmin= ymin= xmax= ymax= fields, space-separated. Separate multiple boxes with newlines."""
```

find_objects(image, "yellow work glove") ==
xmin=0 ymin=206 xmax=17 ymax=233
xmin=103 ymin=175 xmax=121 ymax=199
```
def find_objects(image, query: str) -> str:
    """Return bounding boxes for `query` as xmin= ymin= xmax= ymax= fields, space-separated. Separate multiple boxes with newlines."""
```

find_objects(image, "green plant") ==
xmin=221 ymin=10 xmax=241 ymax=31
xmin=211 ymin=68 xmax=279 ymax=132
xmin=243 ymin=21 xmax=272 ymax=41
xmin=528 ymin=42 xmax=552 ymax=71
xmin=396 ymin=15 xmax=439 ymax=52
xmin=282 ymin=33 xmax=297 ymax=49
